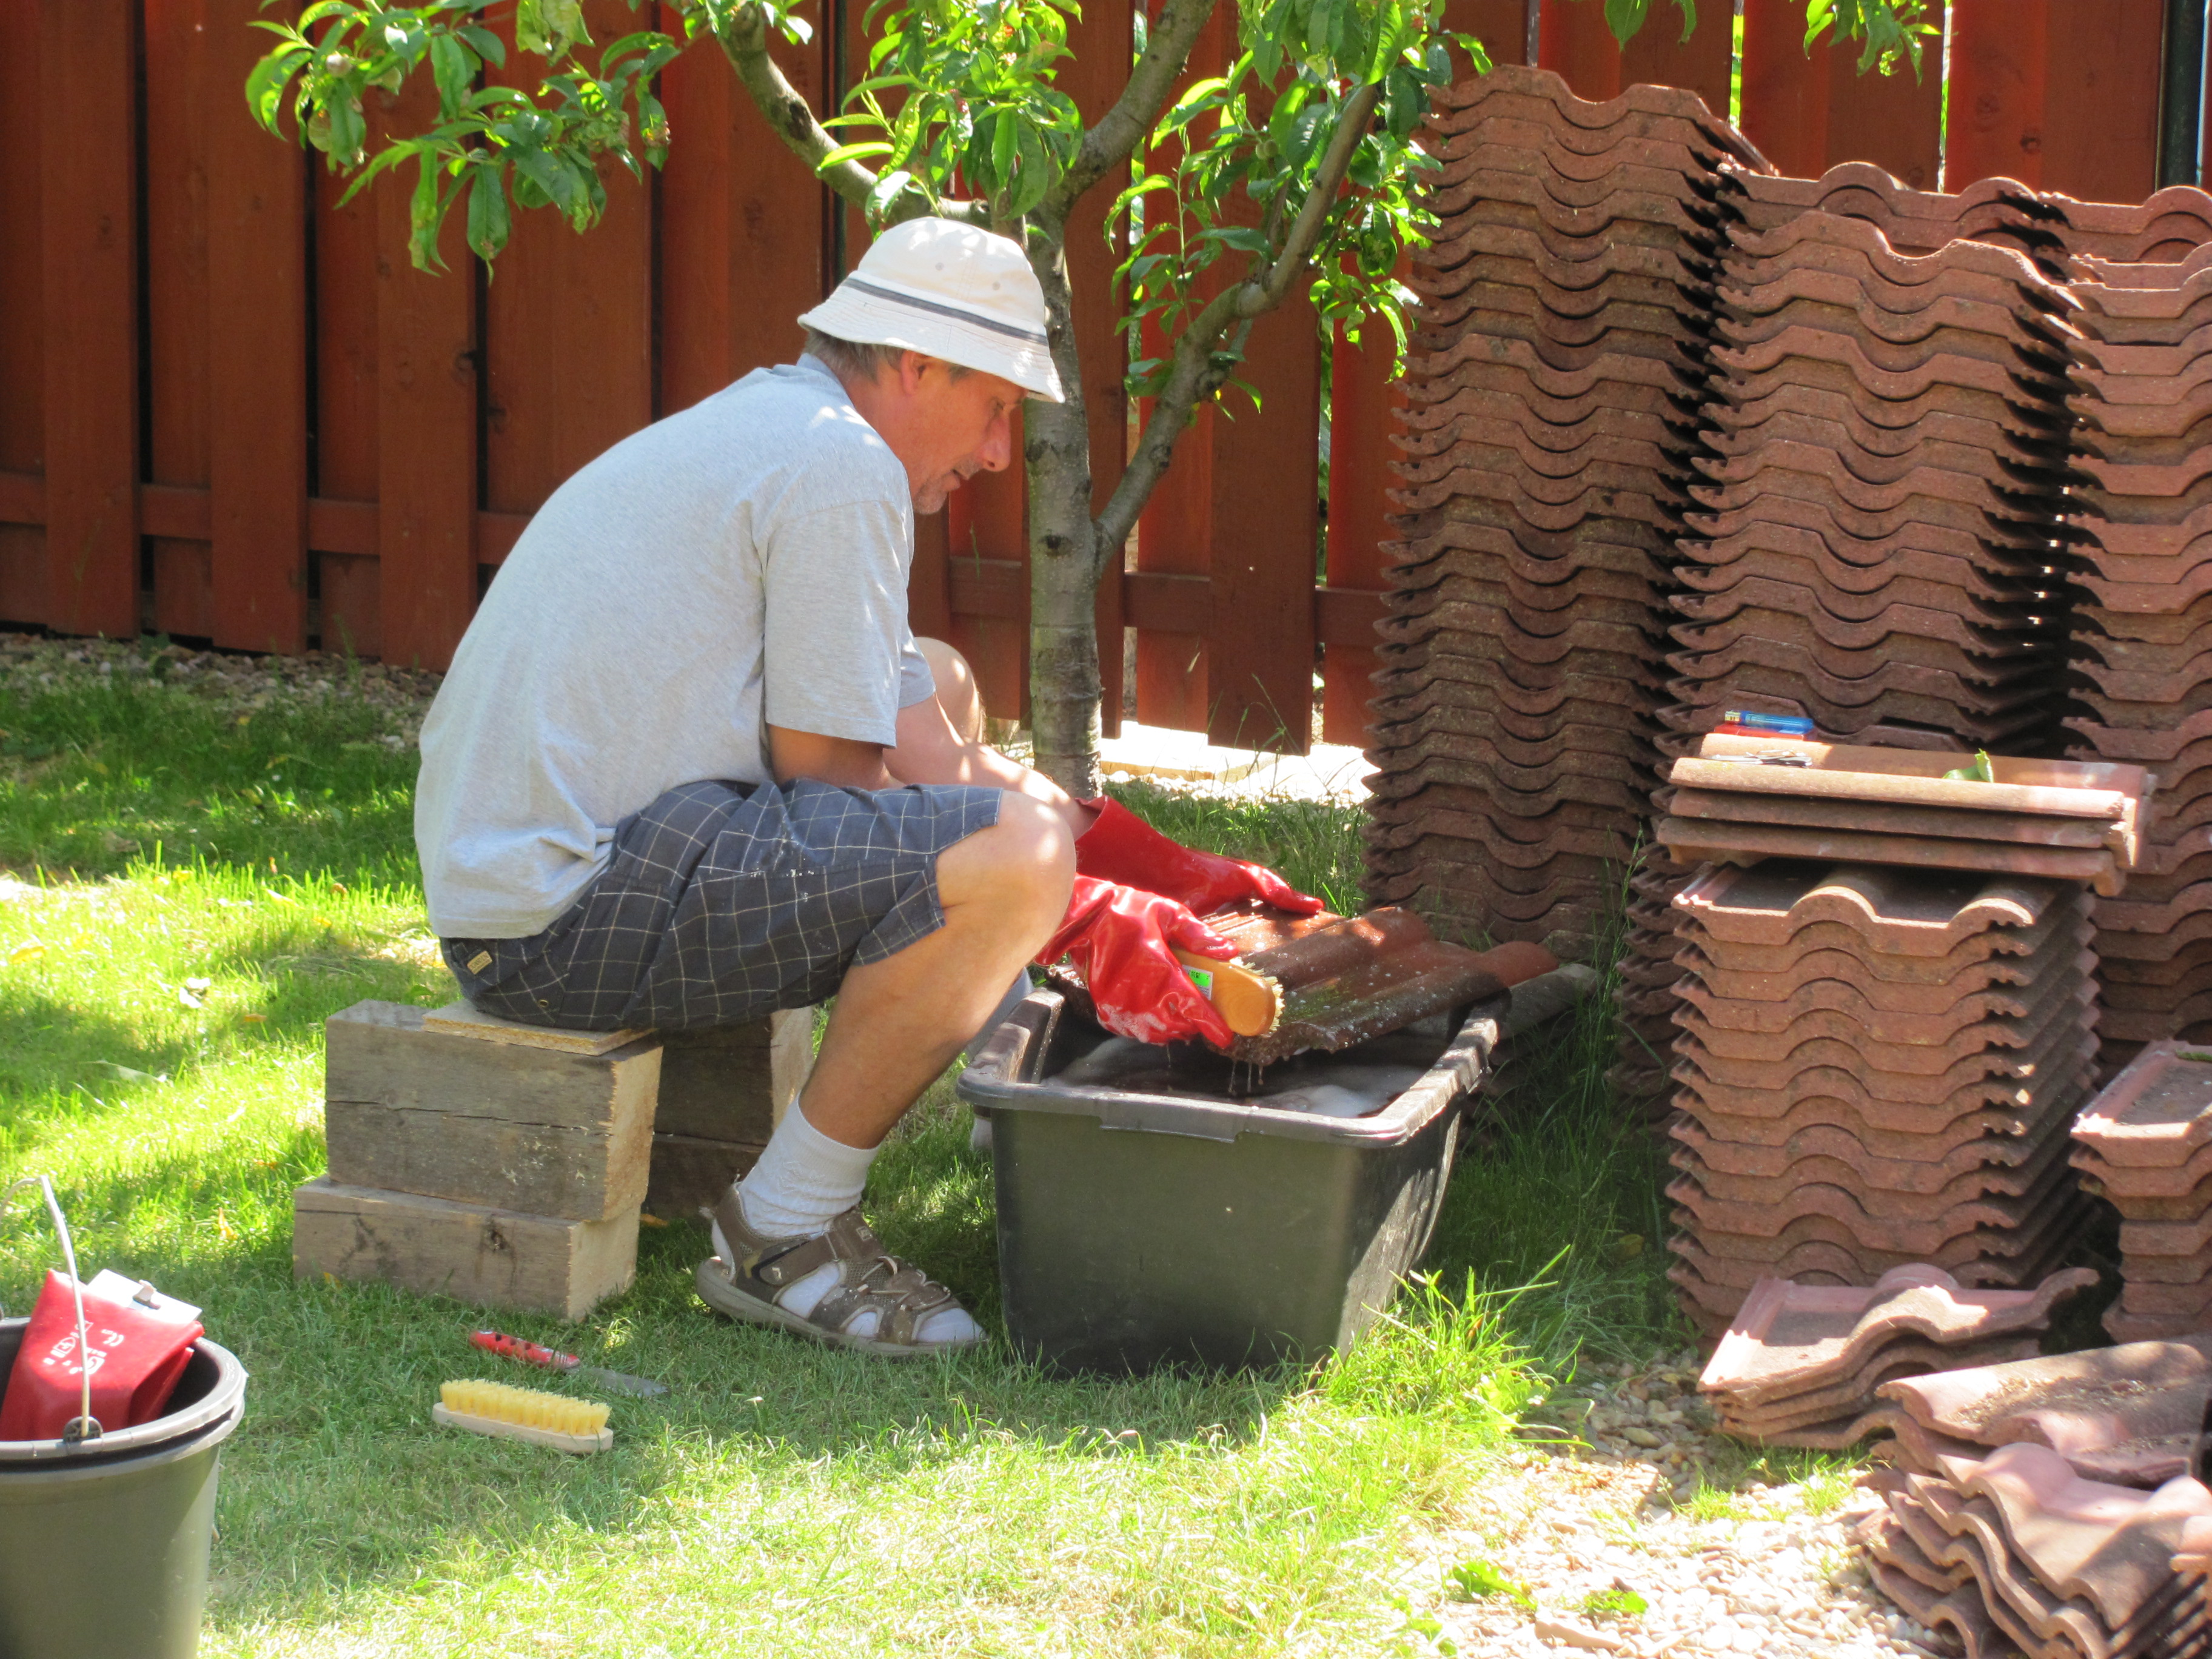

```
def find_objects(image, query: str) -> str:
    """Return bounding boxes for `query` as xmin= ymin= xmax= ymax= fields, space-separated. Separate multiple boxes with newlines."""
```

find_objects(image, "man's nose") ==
xmin=976 ymin=409 xmax=1013 ymax=473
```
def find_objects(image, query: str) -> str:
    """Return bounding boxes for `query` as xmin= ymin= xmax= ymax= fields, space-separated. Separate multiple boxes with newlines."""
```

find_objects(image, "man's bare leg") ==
xmin=700 ymin=790 xmax=1072 ymax=1352
xmin=803 ymin=790 xmax=1071 ymax=1148
xmin=915 ymin=636 xmax=984 ymax=745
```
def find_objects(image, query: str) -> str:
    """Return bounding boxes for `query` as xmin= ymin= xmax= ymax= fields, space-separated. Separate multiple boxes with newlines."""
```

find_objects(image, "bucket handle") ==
xmin=0 ymin=1176 xmax=102 ymax=1444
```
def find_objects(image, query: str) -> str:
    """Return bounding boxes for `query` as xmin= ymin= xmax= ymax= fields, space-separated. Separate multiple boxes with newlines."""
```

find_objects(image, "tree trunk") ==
xmin=1022 ymin=223 xmax=1107 ymax=799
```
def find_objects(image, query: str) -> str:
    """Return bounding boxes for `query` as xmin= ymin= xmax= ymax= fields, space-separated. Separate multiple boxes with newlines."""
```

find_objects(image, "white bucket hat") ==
xmin=799 ymin=218 xmax=1066 ymax=403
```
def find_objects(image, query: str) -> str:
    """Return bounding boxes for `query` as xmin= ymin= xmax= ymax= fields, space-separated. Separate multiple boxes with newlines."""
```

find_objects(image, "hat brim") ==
xmin=799 ymin=283 xmax=1066 ymax=403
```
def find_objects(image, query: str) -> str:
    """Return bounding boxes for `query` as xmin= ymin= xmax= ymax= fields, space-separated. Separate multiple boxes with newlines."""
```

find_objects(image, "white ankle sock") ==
xmin=719 ymin=1101 xmax=979 ymax=1348
xmin=735 ymin=1098 xmax=876 ymax=1238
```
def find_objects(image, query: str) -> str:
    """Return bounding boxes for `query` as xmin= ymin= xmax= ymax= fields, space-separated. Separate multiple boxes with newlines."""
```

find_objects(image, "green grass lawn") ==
xmin=0 ymin=652 xmax=1680 ymax=1657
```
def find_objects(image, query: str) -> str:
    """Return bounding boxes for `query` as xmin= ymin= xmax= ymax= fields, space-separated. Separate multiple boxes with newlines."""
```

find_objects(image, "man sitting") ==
xmin=415 ymin=218 xmax=1311 ymax=1357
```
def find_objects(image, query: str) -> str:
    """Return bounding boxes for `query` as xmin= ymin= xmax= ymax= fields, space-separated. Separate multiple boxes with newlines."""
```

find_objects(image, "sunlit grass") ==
xmin=0 ymin=661 xmax=1689 ymax=1655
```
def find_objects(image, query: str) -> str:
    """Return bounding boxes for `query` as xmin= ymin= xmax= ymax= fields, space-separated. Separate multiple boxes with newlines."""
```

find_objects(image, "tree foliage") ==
xmin=247 ymin=0 xmax=1941 ymax=788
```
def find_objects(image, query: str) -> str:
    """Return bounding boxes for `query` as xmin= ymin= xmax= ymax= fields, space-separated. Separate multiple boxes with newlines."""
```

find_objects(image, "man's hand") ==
xmin=1037 ymin=876 xmax=1235 ymax=1048
xmin=768 ymin=726 xmax=896 ymax=791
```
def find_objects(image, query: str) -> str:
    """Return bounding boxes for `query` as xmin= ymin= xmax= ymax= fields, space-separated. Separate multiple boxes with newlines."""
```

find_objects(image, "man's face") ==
xmin=897 ymin=358 xmax=1022 ymax=514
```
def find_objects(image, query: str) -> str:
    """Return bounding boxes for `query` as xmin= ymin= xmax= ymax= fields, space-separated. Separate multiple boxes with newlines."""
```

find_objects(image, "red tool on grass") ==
xmin=469 ymin=1330 xmax=668 ymax=1398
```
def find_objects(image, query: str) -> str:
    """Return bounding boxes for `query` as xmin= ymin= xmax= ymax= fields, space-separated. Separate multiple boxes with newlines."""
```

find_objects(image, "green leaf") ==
xmin=466 ymin=161 xmax=512 ymax=263
xmin=243 ymin=42 xmax=312 ymax=131
xmin=407 ymin=155 xmax=446 ymax=272
xmin=818 ymin=139 xmax=896 ymax=170
xmin=866 ymin=166 xmax=914 ymax=221
xmin=457 ymin=25 xmax=506 ymax=68
xmin=427 ymin=33 xmax=475 ymax=120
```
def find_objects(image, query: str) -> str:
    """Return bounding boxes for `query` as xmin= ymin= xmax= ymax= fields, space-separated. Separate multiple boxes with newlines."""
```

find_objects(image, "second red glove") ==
xmin=1036 ymin=876 xmax=1236 ymax=1047
xmin=1074 ymin=797 xmax=1322 ymax=918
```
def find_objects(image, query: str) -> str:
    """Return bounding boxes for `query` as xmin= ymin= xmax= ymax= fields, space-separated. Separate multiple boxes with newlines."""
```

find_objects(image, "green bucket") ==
xmin=0 ymin=1318 xmax=246 ymax=1658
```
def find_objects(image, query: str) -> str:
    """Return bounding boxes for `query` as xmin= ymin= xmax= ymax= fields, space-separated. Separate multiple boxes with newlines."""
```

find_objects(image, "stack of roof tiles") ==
xmin=2062 ymin=246 xmax=2212 ymax=1071
xmin=1871 ymin=1338 xmax=2212 ymax=1489
xmin=1695 ymin=1265 xmax=2096 ymax=1446
xmin=1858 ymin=1442 xmax=2212 ymax=1658
xmin=1666 ymin=860 xmax=2099 ymax=1333
xmin=1718 ymin=163 xmax=2071 ymax=273
xmin=1665 ymin=210 xmax=2080 ymax=757
xmin=1362 ymin=65 xmax=1769 ymax=957
xmin=2072 ymin=1039 xmax=2212 ymax=1344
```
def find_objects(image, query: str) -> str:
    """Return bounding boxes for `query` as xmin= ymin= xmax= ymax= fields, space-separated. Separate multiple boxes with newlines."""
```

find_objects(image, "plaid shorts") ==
xmin=440 ymin=777 xmax=1004 ymax=1031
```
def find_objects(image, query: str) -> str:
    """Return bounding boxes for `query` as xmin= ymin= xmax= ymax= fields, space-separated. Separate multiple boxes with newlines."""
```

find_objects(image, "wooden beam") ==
xmin=207 ymin=0 xmax=310 ymax=653
xmin=39 ymin=0 xmax=139 ymax=637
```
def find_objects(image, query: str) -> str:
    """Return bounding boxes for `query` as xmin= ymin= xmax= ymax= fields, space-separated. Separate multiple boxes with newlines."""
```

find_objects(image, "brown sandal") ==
xmin=694 ymin=1191 xmax=982 ymax=1357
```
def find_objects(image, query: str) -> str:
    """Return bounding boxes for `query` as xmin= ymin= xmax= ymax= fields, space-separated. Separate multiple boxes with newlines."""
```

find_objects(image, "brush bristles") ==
xmin=440 ymin=1379 xmax=610 ymax=1438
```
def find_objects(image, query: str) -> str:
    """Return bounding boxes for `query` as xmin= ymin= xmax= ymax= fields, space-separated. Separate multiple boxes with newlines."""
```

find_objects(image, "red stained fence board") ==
xmin=1946 ymin=0 xmax=2163 ymax=200
xmin=1539 ymin=0 xmax=1732 ymax=118
xmin=374 ymin=79 xmax=478 ymax=672
xmin=39 ymin=0 xmax=140 ymax=638
xmin=206 ymin=0 xmax=309 ymax=653
xmin=1740 ymin=0 xmax=1943 ymax=189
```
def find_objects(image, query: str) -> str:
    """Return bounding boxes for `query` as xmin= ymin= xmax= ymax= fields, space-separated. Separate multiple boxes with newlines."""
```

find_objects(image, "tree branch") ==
xmin=1091 ymin=76 xmax=1384 ymax=560
xmin=1047 ymin=0 xmax=1222 ymax=217
xmin=717 ymin=4 xmax=989 ymax=226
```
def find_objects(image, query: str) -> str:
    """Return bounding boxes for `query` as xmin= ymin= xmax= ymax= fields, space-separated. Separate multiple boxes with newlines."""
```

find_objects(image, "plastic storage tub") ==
xmin=957 ymin=969 xmax=1586 ymax=1374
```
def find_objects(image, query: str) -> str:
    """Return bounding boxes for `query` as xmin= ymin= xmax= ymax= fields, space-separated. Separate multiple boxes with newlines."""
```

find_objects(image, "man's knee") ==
xmin=940 ymin=792 xmax=1073 ymax=922
xmin=916 ymin=637 xmax=984 ymax=743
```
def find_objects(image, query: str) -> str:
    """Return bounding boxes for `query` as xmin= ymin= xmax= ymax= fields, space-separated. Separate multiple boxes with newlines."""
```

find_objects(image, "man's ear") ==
xmin=896 ymin=350 xmax=934 ymax=394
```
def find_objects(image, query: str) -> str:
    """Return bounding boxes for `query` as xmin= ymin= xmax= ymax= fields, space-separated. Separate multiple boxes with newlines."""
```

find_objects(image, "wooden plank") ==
xmin=1206 ymin=284 xmax=1319 ymax=754
xmin=324 ymin=1000 xmax=657 ymax=1221
xmin=483 ymin=0 xmax=654 ymax=525
xmin=1741 ymin=0 xmax=1944 ymax=188
xmin=0 ymin=0 xmax=41 ymax=623
xmin=142 ymin=0 xmax=213 ymax=646
xmin=206 ymin=0 xmax=309 ymax=653
xmin=950 ymin=407 xmax=1029 ymax=722
xmin=1322 ymin=319 xmax=1396 ymax=746
xmin=152 ymin=545 xmax=217 ymax=642
xmin=292 ymin=1178 xmax=640 ymax=1319
xmin=308 ymin=497 xmax=378 ymax=556
xmin=1620 ymin=2 xmax=1733 ymax=117
xmin=0 ymin=474 xmax=44 ymax=525
xmin=325 ymin=1002 xmax=663 ymax=1131
xmin=652 ymin=1010 xmax=812 ymax=1143
xmin=1133 ymin=1 xmax=1236 ymax=732
xmin=1447 ymin=0 xmax=1531 ymax=70
xmin=324 ymin=1102 xmax=651 ymax=1222
xmin=0 ymin=0 xmax=43 ymax=503
xmin=657 ymin=22 xmax=831 ymax=415
xmin=1123 ymin=570 xmax=1212 ymax=632
xmin=315 ymin=552 xmax=382 ymax=659
xmin=313 ymin=148 xmax=381 ymax=503
xmin=39 ymin=0 xmax=140 ymax=637
xmin=1945 ymin=0 xmax=2052 ymax=190
xmin=2032 ymin=0 xmax=2162 ymax=203
xmin=646 ymin=1133 xmax=768 ymax=1216
xmin=1536 ymin=0 xmax=1627 ymax=99
xmin=423 ymin=1000 xmax=646 ymax=1053
xmin=374 ymin=80 xmax=478 ymax=669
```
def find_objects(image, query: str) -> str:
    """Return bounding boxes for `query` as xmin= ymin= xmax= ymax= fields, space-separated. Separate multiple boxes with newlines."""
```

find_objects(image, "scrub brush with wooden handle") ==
xmin=435 ymin=1379 xmax=612 ymax=1453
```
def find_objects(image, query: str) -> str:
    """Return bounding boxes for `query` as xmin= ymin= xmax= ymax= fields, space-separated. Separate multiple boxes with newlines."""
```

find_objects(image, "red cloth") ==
xmin=0 ymin=1272 xmax=203 ymax=1440
xmin=1074 ymin=797 xmax=1322 ymax=917
xmin=1036 ymin=876 xmax=1236 ymax=1046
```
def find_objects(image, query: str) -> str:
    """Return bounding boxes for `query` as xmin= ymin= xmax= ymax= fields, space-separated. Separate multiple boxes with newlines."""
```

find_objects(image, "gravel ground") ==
xmin=1396 ymin=1355 xmax=1921 ymax=1659
xmin=2 ymin=629 xmax=1923 ymax=1654
xmin=0 ymin=630 xmax=440 ymax=743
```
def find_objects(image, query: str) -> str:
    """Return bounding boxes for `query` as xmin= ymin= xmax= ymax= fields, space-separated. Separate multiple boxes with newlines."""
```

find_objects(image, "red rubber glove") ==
xmin=1037 ymin=876 xmax=1238 ymax=1047
xmin=1074 ymin=797 xmax=1324 ymax=917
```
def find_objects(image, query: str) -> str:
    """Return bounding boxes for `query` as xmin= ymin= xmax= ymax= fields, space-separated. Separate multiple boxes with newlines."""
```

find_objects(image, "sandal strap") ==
xmin=713 ymin=1195 xmax=956 ymax=1347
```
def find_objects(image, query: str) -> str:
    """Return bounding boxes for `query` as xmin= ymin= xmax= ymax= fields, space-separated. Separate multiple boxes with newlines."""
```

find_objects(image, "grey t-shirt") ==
xmin=415 ymin=355 xmax=934 ymax=937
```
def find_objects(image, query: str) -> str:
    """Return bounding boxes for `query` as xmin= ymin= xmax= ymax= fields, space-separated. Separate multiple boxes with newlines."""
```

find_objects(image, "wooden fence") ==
xmin=0 ymin=0 xmax=2189 ymax=753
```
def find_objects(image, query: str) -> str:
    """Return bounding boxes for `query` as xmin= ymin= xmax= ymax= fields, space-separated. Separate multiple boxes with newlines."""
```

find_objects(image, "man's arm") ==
xmin=884 ymin=696 xmax=1098 ymax=840
xmin=767 ymin=726 xmax=897 ymax=791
